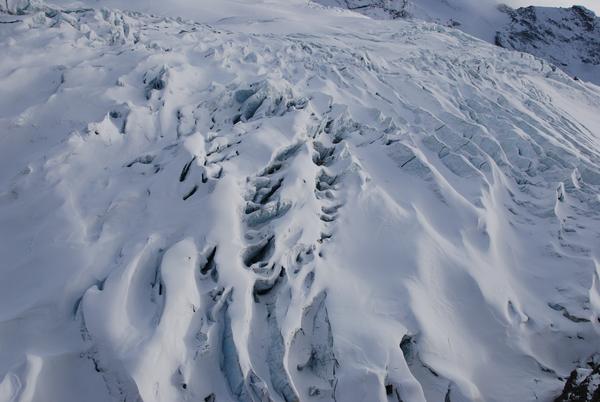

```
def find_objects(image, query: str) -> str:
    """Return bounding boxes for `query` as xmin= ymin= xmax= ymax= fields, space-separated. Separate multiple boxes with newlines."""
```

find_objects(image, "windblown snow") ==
xmin=0 ymin=1 xmax=599 ymax=402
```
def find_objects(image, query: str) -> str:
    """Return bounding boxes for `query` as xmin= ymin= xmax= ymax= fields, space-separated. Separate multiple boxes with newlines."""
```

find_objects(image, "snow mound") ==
xmin=0 ymin=3 xmax=599 ymax=402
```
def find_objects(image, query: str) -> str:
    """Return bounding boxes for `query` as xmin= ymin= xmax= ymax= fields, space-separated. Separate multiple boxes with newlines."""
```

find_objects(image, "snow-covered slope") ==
xmin=1 ymin=1 xmax=600 ymax=402
xmin=495 ymin=5 xmax=600 ymax=85
xmin=315 ymin=0 xmax=508 ymax=41
xmin=315 ymin=0 xmax=600 ymax=85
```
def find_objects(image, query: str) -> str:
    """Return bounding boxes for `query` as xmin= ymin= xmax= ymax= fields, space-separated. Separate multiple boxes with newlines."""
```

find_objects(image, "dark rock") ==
xmin=555 ymin=363 xmax=600 ymax=402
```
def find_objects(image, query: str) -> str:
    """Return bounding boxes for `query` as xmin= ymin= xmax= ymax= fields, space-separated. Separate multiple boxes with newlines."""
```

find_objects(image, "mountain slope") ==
xmin=1 ymin=2 xmax=600 ymax=402
xmin=315 ymin=0 xmax=508 ymax=40
xmin=495 ymin=5 xmax=600 ymax=84
xmin=315 ymin=0 xmax=600 ymax=85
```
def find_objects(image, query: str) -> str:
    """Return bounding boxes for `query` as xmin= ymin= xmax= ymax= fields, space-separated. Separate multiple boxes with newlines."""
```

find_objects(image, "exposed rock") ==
xmin=555 ymin=363 xmax=600 ymax=402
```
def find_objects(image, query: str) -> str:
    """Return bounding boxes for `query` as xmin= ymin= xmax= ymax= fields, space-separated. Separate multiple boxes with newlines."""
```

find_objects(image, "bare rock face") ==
xmin=555 ymin=363 xmax=600 ymax=402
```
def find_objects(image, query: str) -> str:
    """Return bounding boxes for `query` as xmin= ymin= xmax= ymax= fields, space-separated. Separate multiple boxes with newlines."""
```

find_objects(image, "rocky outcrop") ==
xmin=555 ymin=363 xmax=600 ymax=402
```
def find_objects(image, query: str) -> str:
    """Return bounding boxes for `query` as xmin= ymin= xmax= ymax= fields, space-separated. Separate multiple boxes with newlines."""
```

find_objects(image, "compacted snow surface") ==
xmin=1 ymin=1 xmax=600 ymax=402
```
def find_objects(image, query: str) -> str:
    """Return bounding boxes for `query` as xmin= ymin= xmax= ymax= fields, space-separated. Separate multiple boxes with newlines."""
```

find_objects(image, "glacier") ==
xmin=315 ymin=0 xmax=600 ymax=85
xmin=0 ymin=1 xmax=599 ymax=402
